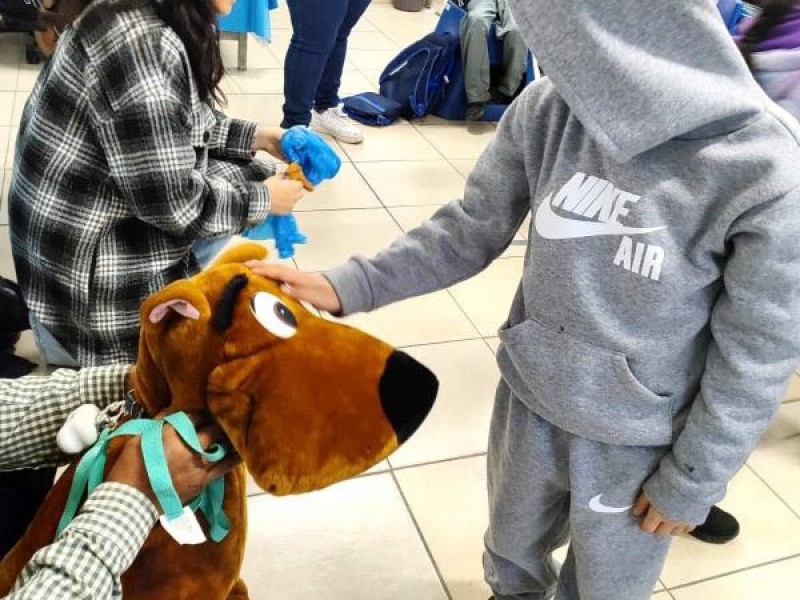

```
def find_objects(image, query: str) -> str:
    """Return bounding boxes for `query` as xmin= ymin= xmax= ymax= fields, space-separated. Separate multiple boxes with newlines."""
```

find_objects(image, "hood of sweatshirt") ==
xmin=507 ymin=0 xmax=767 ymax=162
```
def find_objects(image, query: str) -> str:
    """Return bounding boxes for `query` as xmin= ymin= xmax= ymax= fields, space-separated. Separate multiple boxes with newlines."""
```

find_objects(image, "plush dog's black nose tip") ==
xmin=379 ymin=350 xmax=438 ymax=444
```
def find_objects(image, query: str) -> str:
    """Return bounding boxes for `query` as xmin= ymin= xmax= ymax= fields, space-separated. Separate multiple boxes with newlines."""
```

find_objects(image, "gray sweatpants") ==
xmin=460 ymin=0 xmax=528 ymax=104
xmin=484 ymin=383 xmax=673 ymax=600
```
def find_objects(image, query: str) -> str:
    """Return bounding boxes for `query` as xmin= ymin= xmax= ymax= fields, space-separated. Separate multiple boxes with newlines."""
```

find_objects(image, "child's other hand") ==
xmin=265 ymin=174 xmax=305 ymax=215
xmin=632 ymin=493 xmax=696 ymax=537
xmin=245 ymin=262 xmax=342 ymax=314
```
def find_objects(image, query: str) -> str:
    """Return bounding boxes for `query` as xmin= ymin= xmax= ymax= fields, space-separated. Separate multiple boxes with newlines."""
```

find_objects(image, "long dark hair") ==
xmin=155 ymin=0 xmax=225 ymax=103
xmin=81 ymin=0 xmax=225 ymax=103
xmin=739 ymin=0 xmax=799 ymax=70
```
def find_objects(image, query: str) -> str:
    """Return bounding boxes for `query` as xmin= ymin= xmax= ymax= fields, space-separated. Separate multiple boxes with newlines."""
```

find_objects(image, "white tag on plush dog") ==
xmin=56 ymin=404 xmax=102 ymax=454
xmin=159 ymin=507 xmax=207 ymax=545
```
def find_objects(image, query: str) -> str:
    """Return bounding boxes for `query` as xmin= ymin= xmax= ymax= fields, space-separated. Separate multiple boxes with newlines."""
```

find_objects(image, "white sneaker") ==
xmin=310 ymin=106 xmax=364 ymax=144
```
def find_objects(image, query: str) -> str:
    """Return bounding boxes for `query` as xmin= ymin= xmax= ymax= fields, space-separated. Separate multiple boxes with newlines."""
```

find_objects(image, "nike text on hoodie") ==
xmin=325 ymin=0 xmax=800 ymax=525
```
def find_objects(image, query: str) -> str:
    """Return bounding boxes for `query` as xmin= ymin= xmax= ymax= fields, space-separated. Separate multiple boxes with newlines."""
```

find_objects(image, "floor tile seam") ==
xmin=743 ymin=463 xmax=800 ymax=520
xmin=397 ymin=335 xmax=489 ymax=350
xmin=244 ymin=452 xmax=493 ymax=501
xmin=389 ymin=451 xmax=488 ymax=473
xmin=389 ymin=469 xmax=456 ymax=600
xmin=663 ymin=551 xmax=800 ymax=592
xmin=244 ymin=466 xmax=392 ymax=499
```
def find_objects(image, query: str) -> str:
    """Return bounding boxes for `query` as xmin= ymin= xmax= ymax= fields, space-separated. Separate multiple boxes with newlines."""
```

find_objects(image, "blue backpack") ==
xmin=342 ymin=92 xmax=406 ymax=126
xmin=379 ymin=31 xmax=459 ymax=119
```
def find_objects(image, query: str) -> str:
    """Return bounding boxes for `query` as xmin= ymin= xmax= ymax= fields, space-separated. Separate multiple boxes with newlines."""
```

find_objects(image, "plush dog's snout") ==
xmin=379 ymin=350 xmax=438 ymax=444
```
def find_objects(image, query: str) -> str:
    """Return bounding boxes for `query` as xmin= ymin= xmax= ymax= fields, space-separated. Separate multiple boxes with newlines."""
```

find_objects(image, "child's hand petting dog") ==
xmin=633 ymin=493 xmax=696 ymax=537
xmin=246 ymin=262 xmax=342 ymax=314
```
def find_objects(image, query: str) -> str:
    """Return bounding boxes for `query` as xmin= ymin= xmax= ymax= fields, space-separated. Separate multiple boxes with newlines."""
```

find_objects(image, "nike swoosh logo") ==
xmin=534 ymin=193 xmax=666 ymax=240
xmin=589 ymin=494 xmax=632 ymax=514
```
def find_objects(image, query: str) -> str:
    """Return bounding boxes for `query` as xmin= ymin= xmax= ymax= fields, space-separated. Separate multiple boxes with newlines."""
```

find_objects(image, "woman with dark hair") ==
xmin=737 ymin=0 xmax=800 ymax=119
xmin=8 ymin=0 xmax=306 ymax=367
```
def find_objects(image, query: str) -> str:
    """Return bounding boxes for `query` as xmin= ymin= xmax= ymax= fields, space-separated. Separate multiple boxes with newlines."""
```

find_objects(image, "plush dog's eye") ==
xmin=250 ymin=292 xmax=297 ymax=339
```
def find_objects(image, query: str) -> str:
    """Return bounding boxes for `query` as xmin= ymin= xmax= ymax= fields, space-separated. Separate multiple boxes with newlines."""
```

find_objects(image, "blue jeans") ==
xmin=29 ymin=313 xmax=78 ymax=367
xmin=281 ymin=0 xmax=372 ymax=128
xmin=192 ymin=236 xmax=233 ymax=269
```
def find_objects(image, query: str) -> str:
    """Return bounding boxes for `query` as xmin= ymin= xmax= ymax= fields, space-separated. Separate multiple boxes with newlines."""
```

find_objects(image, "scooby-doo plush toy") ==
xmin=0 ymin=242 xmax=438 ymax=600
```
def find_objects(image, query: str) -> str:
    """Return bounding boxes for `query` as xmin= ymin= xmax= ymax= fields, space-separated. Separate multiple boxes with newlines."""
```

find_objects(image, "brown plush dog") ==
xmin=0 ymin=242 xmax=438 ymax=599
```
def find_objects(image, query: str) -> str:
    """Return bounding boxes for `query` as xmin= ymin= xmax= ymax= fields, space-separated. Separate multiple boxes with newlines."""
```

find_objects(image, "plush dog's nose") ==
xmin=379 ymin=350 xmax=438 ymax=444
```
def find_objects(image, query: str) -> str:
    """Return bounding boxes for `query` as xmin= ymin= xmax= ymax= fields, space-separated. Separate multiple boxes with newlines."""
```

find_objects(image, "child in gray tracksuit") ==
xmin=265 ymin=1 xmax=800 ymax=598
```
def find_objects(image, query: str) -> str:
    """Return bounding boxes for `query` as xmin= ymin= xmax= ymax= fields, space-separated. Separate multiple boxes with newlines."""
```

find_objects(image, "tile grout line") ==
xmin=389 ymin=469 xmax=456 ymax=600
xmin=744 ymin=463 xmax=800 ymax=521
xmin=390 ymin=451 xmax=487 ymax=474
xmin=664 ymin=552 xmax=800 ymax=592
xmin=398 ymin=335 xmax=493 ymax=350
xmin=245 ymin=452 xmax=489 ymax=499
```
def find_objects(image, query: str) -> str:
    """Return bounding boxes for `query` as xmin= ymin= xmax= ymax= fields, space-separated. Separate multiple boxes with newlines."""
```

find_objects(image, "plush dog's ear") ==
xmin=135 ymin=280 xmax=214 ymax=415
xmin=140 ymin=280 xmax=211 ymax=329
xmin=211 ymin=242 xmax=269 ymax=268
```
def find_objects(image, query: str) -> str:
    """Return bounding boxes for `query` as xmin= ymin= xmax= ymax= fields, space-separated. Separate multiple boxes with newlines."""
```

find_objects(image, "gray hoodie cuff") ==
xmin=324 ymin=258 xmax=375 ymax=316
xmin=642 ymin=471 xmax=713 ymax=525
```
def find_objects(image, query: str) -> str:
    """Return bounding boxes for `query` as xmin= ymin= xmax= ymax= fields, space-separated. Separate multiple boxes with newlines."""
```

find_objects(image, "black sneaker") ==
xmin=466 ymin=102 xmax=486 ymax=121
xmin=689 ymin=505 xmax=740 ymax=544
xmin=490 ymin=88 xmax=514 ymax=105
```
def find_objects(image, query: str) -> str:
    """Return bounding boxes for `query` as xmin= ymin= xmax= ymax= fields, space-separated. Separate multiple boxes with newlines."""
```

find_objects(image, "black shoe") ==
xmin=490 ymin=88 xmax=514 ymax=105
xmin=466 ymin=102 xmax=486 ymax=121
xmin=689 ymin=505 xmax=740 ymax=544
xmin=0 ymin=332 xmax=21 ymax=353
xmin=0 ymin=352 xmax=37 ymax=379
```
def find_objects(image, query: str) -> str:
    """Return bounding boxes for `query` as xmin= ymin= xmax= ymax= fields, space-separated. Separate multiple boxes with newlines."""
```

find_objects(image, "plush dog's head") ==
xmin=131 ymin=243 xmax=437 ymax=494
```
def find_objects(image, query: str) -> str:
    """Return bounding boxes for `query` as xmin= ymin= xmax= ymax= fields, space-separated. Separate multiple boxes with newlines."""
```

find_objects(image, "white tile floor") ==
xmin=2 ymin=2 xmax=800 ymax=599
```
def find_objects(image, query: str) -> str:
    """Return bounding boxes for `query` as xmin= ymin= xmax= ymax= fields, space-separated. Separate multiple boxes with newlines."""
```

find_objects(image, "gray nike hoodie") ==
xmin=326 ymin=0 xmax=800 ymax=524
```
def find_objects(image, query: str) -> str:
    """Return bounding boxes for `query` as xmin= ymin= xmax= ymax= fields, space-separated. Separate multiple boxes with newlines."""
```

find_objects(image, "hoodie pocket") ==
xmin=498 ymin=318 xmax=672 ymax=446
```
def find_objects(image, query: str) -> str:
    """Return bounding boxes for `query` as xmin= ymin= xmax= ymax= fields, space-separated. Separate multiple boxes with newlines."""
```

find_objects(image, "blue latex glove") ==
xmin=243 ymin=127 xmax=341 ymax=258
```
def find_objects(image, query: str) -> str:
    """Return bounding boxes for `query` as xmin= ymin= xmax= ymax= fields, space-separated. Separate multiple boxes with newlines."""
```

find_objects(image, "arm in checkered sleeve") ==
xmin=0 ymin=366 xmax=130 ymax=472
xmin=208 ymin=112 xmax=259 ymax=161
xmin=208 ymin=109 xmax=287 ymax=164
xmin=87 ymin=36 xmax=271 ymax=240
xmin=5 ymin=483 xmax=158 ymax=600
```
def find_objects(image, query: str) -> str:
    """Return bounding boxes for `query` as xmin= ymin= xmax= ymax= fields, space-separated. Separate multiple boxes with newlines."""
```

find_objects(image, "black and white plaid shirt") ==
xmin=8 ymin=0 xmax=274 ymax=366
xmin=1 ymin=365 xmax=159 ymax=600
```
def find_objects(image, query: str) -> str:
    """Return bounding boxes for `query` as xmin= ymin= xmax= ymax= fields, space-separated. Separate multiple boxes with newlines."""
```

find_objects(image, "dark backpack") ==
xmin=379 ymin=31 xmax=459 ymax=119
xmin=342 ymin=92 xmax=406 ymax=126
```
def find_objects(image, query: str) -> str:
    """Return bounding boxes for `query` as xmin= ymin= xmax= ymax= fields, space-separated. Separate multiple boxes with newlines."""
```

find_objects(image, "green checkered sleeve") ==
xmin=7 ymin=482 xmax=158 ymax=600
xmin=0 ymin=365 xmax=130 ymax=471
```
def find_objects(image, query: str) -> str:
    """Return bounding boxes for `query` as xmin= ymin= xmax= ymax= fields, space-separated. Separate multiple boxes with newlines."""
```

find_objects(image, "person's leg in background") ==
xmin=282 ymin=0 xmax=349 ymax=129
xmin=310 ymin=0 xmax=372 ymax=144
xmin=460 ymin=0 xmax=496 ymax=121
xmin=497 ymin=2 xmax=527 ymax=102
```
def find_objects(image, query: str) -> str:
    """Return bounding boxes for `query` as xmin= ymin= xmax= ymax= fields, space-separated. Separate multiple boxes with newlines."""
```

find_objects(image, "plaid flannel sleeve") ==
xmin=7 ymin=483 xmax=158 ymax=600
xmin=0 ymin=365 xmax=129 ymax=471
xmin=89 ymin=59 xmax=270 ymax=238
xmin=208 ymin=111 xmax=260 ymax=162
